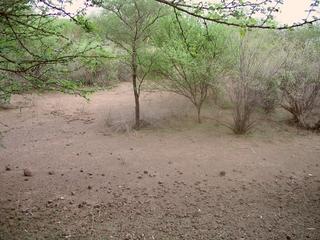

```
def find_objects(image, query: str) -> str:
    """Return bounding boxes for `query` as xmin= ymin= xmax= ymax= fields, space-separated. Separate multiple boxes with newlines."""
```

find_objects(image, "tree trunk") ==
xmin=133 ymin=87 xmax=140 ymax=129
xmin=132 ymin=47 xmax=140 ymax=129
xmin=196 ymin=105 xmax=202 ymax=124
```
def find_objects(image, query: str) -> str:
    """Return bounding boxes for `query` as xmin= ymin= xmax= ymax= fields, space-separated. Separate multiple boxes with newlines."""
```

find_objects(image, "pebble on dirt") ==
xmin=23 ymin=168 xmax=32 ymax=177
xmin=5 ymin=165 xmax=11 ymax=171
xmin=219 ymin=171 xmax=226 ymax=177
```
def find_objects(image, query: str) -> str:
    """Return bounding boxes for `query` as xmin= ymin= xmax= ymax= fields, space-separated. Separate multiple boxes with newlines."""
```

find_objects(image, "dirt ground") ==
xmin=0 ymin=83 xmax=320 ymax=240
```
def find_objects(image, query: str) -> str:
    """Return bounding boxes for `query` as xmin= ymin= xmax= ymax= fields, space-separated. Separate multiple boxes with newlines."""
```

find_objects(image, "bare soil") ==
xmin=0 ymin=83 xmax=320 ymax=240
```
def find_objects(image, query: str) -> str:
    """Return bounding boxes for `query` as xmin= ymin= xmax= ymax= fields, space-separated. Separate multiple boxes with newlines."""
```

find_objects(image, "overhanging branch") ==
xmin=154 ymin=0 xmax=320 ymax=29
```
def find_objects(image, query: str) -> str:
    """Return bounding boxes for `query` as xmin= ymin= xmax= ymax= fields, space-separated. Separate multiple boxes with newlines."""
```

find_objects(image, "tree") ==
xmin=153 ymin=13 xmax=227 ymax=123
xmin=93 ymin=0 xmax=164 ymax=129
xmin=0 ymin=0 xmax=97 ymax=104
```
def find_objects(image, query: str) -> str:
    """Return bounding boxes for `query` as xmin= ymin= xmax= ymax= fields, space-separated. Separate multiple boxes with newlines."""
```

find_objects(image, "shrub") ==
xmin=280 ymin=29 xmax=320 ymax=130
xmin=226 ymin=30 xmax=284 ymax=134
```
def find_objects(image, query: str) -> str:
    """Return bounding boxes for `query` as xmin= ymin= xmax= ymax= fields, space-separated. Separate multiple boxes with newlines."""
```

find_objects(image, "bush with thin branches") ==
xmin=280 ymin=29 xmax=320 ymax=130
xmin=227 ymin=30 xmax=284 ymax=134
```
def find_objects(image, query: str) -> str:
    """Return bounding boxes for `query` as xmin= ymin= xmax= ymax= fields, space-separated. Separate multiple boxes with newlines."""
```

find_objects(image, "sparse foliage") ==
xmin=0 ymin=0 xmax=104 ymax=103
xmin=227 ymin=30 xmax=284 ymax=134
xmin=280 ymin=28 xmax=320 ymax=129
xmin=153 ymin=14 xmax=227 ymax=123
xmin=155 ymin=0 xmax=320 ymax=29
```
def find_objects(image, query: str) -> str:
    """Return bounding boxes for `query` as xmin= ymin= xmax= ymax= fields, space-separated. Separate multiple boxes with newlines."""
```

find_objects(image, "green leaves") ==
xmin=239 ymin=27 xmax=247 ymax=38
xmin=151 ymin=14 xmax=227 ymax=118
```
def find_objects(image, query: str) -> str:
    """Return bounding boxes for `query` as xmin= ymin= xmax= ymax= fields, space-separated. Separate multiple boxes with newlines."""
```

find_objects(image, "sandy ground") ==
xmin=0 ymin=83 xmax=320 ymax=240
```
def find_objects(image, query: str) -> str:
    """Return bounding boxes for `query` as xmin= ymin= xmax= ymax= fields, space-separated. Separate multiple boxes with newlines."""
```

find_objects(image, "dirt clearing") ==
xmin=0 ymin=83 xmax=320 ymax=240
